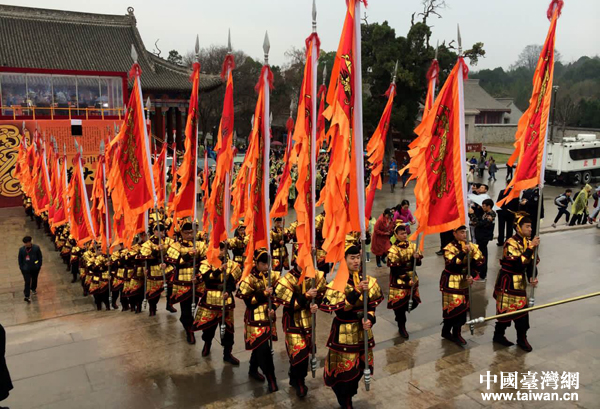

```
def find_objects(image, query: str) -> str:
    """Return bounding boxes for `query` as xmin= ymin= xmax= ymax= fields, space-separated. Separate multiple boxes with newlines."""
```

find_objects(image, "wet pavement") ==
xmin=2 ymin=168 xmax=599 ymax=409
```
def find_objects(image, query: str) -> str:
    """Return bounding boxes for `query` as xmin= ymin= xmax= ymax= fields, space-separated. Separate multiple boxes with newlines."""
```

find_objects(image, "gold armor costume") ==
xmin=320 ymin=272 xmax=383 ymax=389
xmin=270 ymin=226 xmax=290 ymax=271
xmin=166 ymin=239 xmax=207 ymax=305
xmin=236 ymin=268 xmax=281 ymax=350
xmin=138 ymin=236 xmax=175 ymax=300
xmin=227 ymin=234 xmax=248 ymax=264
xmin=387 ymin=240 xmax=422 ymax=310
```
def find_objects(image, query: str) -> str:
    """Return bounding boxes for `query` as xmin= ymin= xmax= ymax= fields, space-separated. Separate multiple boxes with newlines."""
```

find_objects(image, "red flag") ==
xmin=498 ymin=0 xmax=563 ymax=206
xmin=365 ymin=83 xmax=396 ymax=219
xmin=292 ymin=32 xmax=320 ymax=283
xmin=91 ymin=155 xmax=111 ymax=253
xmin=51 ymin=153 xmax=68 ymax=228
xmin=316 ymin=83 xmax=328 ymax=149
xmin=167 ymin=143 xmax=178 ymax=211
xmin=47 ymin=144 xmax=58 ymax=227
xmin=68 ymin=151 xmax=96 ymax=246
xmin=201 ymin=149 xmax=209 ymax=229
xmin=406 ymin=57 xmax=470 ymax=245
xmin=269 ymin=115 xmax=295 ymax=219
xmin=152 ymin=143 xmax=167 ymax=208
xmin=108 ymin=63 xmax=155 ymax=229
xmin=319 ymin=0 xmax=365 ymax=291
xmin=173 ymin=62 xmax=201 ymax=219
xmin=31 ymin=145 xmax=51 ymax=214
xmin=241 ymin=65 xmax=273 ymax=278
xmin=206 ymin=54 xmax=236 ymax=266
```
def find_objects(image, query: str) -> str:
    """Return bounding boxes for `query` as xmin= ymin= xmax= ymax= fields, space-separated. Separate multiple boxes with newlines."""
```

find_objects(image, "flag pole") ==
xmin=100 ymin=140 xmax=113 ymax=306
xmin=221 ymin=29 xmax=233 ymax=341
xmin=352 ymin=0 xmax=371 ymax=392
xmin=310 ymin=0 xmax=319 ymax=379
xmin=408 ymin=233 xmax=421 ymax=313
xmin=456 ymin=25 xmax=475 ymax=336
xmin=262 ymin=31 xmax=274 ymax=353
xmin=191 ymin=35 xmax=201 ymax=318
xmin=133 ymin=44 xmax=168 ymax=298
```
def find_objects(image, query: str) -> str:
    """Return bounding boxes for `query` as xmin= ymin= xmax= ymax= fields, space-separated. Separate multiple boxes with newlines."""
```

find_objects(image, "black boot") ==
xmin=398 ymin=325 xmax=409 ymax=339
xmin=441 ymin=322 xmax=453 ymax=341
xmin=517 ymin=330 xmax=533 ymax=352
xmin=202 ymin=341 xmax=211 ymax=357
xmin=295 ymin=377 xmax=308 ymax=398
xmin=166 ymin=301 xmax=177 ymax=313
xmin=266 ymin=373 xmax=279 ymax=393
xmin=493 ymin=323 xmax=514 ymax=346
xmin=223 ymin=347 xmax=240 ymax=365
xmin=249 ymin=368 xmax=265 ymax=382
xmin=186 ymin=329 xmax=196 ymax=345
xmin=452 ymin=327 xmax=467 ymax=346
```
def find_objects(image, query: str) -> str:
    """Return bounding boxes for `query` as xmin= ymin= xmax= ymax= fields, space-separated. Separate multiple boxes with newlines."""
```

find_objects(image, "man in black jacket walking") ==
xmin=470 ymin=199 xmax=496 ymax=281
xmin=18 ymin=236 xmax=43 ymax=302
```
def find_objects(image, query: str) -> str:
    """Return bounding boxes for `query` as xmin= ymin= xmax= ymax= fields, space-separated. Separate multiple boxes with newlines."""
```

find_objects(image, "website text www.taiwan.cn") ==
xmin=480 ymin=371 xmax=579 ymax=402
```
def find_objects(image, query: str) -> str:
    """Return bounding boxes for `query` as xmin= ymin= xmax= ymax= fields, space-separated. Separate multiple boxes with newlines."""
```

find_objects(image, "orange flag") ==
xmin=292 ymin=32 xmax=320 ymax=283
xmin=365 ymin=82 xmax=396 ymax=219
xmin=230 ymin=132 xmax=254 ymax=230
xmin=52 ymin=152 xmax=68 ymax=229
xmin=173 ymin=62 xmax=201 ymax=220
xmin=152 ymin=143 xmax=167 ymax=208
xmin=32 ymin=144 xmax=51 ymax=214
xmin=108 ymin=62 xmax=155 ymax=231
xmin=316 ymin=83 xmax=328 ymax=149
xmin=424 ymin=58 xmax=439 ymax=116
xmin=91 ymin=155 xmax=111 ymax=253
xmin=167 ymin=142 xmax=178 ymax=211
xmin=269 ymin=115 xmax=295 ymax=219
xmin=498 ymin=0 xmax=563 ymax=206
xmin=68 ymin=150 xmax=96 ymax=246
xmin=47 ymin=143 xmax=58 ymax=228
xmin=320 ymin=0 xmax=365 ymax=291
xmin=206 ymin=54 xmax=236 ymax=266
xmin=406 ymin=57 xmax=470 ymax=245
xmin=241 ymin=65 xmax=273 ymax=279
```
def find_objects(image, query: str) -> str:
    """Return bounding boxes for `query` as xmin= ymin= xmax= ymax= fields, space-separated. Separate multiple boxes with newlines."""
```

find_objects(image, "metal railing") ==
xmin=0 ymin=105 xmax=126 ymax=120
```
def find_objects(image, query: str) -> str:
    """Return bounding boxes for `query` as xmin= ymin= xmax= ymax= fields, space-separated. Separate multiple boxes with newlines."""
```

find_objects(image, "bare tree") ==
xmin=510 ymin=44 xmax=562 ymax=72
xmin=411 ymin=0 xmax=447 ymax=48
xmin=556 ymin=95 xmax=579 ymax=137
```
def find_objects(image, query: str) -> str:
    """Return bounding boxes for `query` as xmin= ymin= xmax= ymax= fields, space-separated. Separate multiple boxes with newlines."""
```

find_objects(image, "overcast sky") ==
xmin=7 ymin=0 xmax=600 ymax=70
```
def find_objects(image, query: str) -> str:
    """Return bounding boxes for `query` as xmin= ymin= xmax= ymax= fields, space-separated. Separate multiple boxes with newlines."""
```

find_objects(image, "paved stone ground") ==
xmin=1 ymin=168 xmax=599 ymax=409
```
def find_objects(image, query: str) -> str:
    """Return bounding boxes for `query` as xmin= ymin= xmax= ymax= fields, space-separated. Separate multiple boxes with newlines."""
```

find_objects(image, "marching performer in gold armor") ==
xmin=80 ymin=243 xmax=95 ymax=297
xmin=320 ymin=244 xmax=384 ymax=409
xmin=387 ymin=223 xmax=423 ymax=338
xmin=273 ymin=255 xmax=327 ymax=398
xmin=493 ymin=213 xmax=539 ymax=352
xmin=227 ymin=223 xmax=248 ymax=264
xmin=111 ymin=247 xmax=129 ymax=311
xmin=270 ymin=217 xmax=290 ymax=272
xmin=193 ymin=241 xmax=241 ymax=363
xmin=69 ymin=238 xmax=81 ymax=283
xmin=166 ymin=222 xmax=206 ymax=345
xmin=440 ymin=225 xmax=484 ymax=346
xmin=138 ymin=224 xmax=175 ymax=316
xmin=236 ymin=248 xmax=280 ymax=393
xmin=88 ymin=250 xmax=111 ymax=310
xmin=123 ymin=234 xmax=146 ymax=314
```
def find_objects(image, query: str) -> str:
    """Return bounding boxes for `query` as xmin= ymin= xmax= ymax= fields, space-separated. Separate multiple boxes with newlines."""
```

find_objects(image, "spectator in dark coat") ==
xmin=520 ymin=188 xmax=544 ymax=235
xmin=470 ymin=199 xmax=496 ymax=281
xmin=0 ymin=323 xmax=12 ymax=404
xmin=18 ymin=236 xmax=43 ymax=302
xmin=497 ymin=187 xmax=519 ymax=246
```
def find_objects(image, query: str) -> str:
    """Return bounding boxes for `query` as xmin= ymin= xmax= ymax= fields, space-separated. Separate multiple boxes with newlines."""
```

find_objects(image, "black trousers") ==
xmin=332 ymin=372 xmax=362 ymax=406
xmin=93 ymin=291 xmax=109 ymax=309
xmin=202 ymin=321 xmax=234 ymax=348
xmin=179 ymin=298 xmax=194 ymax=329
xmin=375 ymin=255 xmax=387 ymax=266
xmin=497 ymin=211 xmax=514 ymax=245
xmin=393 ymin=304 xmax=409 ymax=328
xmin=477 ymin=239 xmax=489 ymax=279
xmin=166 ymin=284 xmax=173 ymax=306
xmin=494 ymin=314 xmax=530 ymax=338
xmin=290 ymin=358 xmax=309 ymax=383
xmin=250 ymin=341 xmax=275 ymax=376
xmin=21 ymin=269 xmax=40 ymax=298
xmin=554 ymin=207 xmax=570 ymax=223
xmin=442 ymin=311 xmax=467 ymax=335
xmin=111 ymin=290 xmax=120 ymax=305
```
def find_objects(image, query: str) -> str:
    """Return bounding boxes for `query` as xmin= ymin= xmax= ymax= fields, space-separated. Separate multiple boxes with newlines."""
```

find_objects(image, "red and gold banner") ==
xmin=316 ymin=83 xmax=327 ymax=149
xmin=51 ymin=153 xmax=68 ymax=228
xmin=167 ymin=142 xmax=178 ymax=212
xmin=241 ymin=65 xmax=273 ymax=278
xmin=152 ymin=143 xmax=167 ymax=208
xmin=365 ymin=83 xmax=396 ymax=219
xmin=498 ymin=0 xmax=563 ymax=206
xmin=206 ymin=54 xmax=236 ymax=266
xmin=406 ymin=57 xmax=469 ymax=243
xmin=270 ymin=115 xmax=295 ymax=219
xmin=320 ymin=0 xmax=358 ymax=272
xmin=172 ymin=62 xmax=201 ymax=220
xmin=292 ymin=32 xmax=320 ymax=283
xmin=91 ymin=155 xmax=111 ymax=253
xmin=31 ymin=146 xmax=51 ymax=214
xmin=68 ymin=152 xmax=95 ymax=246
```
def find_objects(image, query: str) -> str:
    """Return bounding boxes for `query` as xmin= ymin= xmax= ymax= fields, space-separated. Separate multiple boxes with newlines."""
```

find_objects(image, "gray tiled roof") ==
xmin=464 ymin=79 xmax=510 ymax=112
xmin=0 ymin=5 xmax=222 ymax=93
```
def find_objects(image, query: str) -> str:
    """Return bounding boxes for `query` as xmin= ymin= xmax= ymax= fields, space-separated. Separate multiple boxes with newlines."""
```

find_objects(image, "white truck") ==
xmin=545 ymin=134 xmax=600 ymax=185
